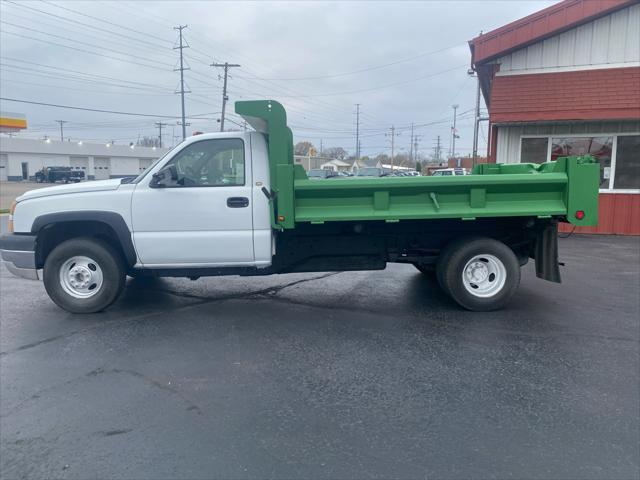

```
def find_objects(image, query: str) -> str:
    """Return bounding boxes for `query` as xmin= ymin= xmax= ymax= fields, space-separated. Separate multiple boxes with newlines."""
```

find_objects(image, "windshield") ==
xmin=357 ymin=168 xmax=380 ymax=176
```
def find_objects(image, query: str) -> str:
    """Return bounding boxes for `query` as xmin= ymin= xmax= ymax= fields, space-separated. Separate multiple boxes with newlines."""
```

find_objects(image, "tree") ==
xmin=415 ymin=161 xmax=422 ymax=173
xmin=324 ymin=147 xmax=348 ymax=160
xmin=295 ymin=141 xmax=315 ymax=156
xmin=136 ymin=136 xmax=161 ymax=147
xmin=374 ymin=153 xmax=389 ymax=164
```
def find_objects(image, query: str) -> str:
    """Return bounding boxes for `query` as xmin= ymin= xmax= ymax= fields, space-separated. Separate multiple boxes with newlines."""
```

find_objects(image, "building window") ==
xmin=551 ymin=136 xmax=613 ymax=189
xmin=520 ymin=134 xmax=639 ymax=192
xmin=520 ymin=138 xmax=549 ymax=163
xmin=614 ymin=135 xmax=640 ymax=190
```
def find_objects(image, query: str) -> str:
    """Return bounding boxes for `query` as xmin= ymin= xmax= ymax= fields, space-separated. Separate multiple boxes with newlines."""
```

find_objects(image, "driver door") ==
xmin=131 ymin=136 xmax=255 ymax=267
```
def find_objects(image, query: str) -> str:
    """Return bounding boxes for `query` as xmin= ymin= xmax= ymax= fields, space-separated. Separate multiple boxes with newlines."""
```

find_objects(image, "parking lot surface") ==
xmin=1 ymin=225 xmax=638 ymax=479
xmin=0 ymin=182 xmax=56 ymax=211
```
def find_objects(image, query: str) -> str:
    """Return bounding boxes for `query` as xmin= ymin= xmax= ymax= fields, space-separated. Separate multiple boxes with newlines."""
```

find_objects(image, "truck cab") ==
xmin=129 ymin=132 xmax=273 ymax=268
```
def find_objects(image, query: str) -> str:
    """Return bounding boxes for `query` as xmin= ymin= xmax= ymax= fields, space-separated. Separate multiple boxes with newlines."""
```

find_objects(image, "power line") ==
xmin=0 ymin=57 xmax=174 ymax=91
xmin=38 ymin=0 xmax=174 ymax=45
xmin=244 ymin=43 xmax=465 ymax=81
xmin=4 ymin=0 xmax=173 ymax=50
xmin=1 ymin=31 xmax=170 ymax=72
xmin=0 ymin=97 xmax=218 ymax=120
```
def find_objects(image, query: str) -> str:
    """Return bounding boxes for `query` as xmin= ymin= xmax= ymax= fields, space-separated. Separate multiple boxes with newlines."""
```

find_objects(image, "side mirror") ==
xmin=150 ymin=164 xmax=178 ymax=188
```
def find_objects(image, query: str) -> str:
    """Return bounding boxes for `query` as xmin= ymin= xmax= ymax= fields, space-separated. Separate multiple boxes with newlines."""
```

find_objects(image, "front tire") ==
xmin=437 ymin=237 xmax=520 ymax=311
xmin=43 ymin=238 xmax=125 ymax=313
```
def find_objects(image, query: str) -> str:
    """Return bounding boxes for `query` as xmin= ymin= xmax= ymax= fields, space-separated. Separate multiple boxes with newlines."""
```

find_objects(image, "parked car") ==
xmin=356 ymin=167 xmax=387 ymax=177
xmin=35 ymin=166 xmax=85 ymax=184
xmin=431 ymin=168 xmax=469 ymax=176
xmin=307 ymin=169 xmax=338 ymax=179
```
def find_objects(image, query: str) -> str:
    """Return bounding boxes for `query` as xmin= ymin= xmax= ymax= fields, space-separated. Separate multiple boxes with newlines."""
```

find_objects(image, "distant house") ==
xmin=320 ymin=159 xmax=352 ymax=171
xmin=350 ymin=157 xmax=382 ymax=173
xmin=294 ymin=155 xmax=334 ymax=171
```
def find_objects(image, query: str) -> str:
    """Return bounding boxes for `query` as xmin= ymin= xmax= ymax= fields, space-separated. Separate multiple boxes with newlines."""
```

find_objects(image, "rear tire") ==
xmin=437 ymin=237 xmax=520 ymax=311
xmin=43 ymin=237 xmax=126 ymax=313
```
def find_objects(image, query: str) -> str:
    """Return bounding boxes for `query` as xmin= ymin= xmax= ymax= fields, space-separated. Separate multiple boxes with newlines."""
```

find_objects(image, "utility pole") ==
xmin=451 ymin=104 xmax=459 ymax=160
xmin=413 ymin=134 xmax=421 ymax=166
xmin=173 ymin=25 xmax=190 ymax=141
xmin=434 ymin=135 xmax=442 ymax=163
xmin=409 ymin=123 xmax=415 ymax=162
xmin=320 ymin=139 xmax=323 ymax=156
xmin=55 ymin=120 xmax=67 ymax=141
xmin=386 ymin=126 xmax=400 ymax=170
xmin=154 ymin=121 xmax=167 ymax=148
xmin=211 ymin=61 xmax=241 ymax=132
xmin=354 ymin=104 xmax=361 ymax=160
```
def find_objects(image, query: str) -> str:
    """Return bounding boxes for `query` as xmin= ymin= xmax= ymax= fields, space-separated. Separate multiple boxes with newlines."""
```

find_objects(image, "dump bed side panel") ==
xmin=293 ymin=157 xmax=598 ymax=226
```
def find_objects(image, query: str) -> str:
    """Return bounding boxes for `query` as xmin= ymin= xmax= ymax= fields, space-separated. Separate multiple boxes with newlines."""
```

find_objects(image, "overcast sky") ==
xmin=0 ymin=0 xmax=555 ymax=159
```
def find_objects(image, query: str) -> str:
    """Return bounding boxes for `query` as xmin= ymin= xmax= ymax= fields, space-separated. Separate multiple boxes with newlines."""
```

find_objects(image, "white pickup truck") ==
xmin=0 ymin=100 xmax=599 ymax=314
xmin=2 ymin=131 xmax=274 ymax=313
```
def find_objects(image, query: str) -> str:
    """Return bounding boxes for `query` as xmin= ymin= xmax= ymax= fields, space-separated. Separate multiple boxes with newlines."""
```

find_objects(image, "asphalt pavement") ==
xmin=1 ymin=220 xmax=638 ymax=479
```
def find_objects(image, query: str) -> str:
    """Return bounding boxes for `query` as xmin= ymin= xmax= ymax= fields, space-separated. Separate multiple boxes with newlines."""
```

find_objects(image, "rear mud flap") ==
xmin=535 ymin=222 xmax=561 ymax=283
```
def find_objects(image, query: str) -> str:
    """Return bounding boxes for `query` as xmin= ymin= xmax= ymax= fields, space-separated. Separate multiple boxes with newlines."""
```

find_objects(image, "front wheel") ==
xmin=43 ymin=238 xmax=125 ymax=313
xmin=437 ymin=237 xmax=520 ymax=311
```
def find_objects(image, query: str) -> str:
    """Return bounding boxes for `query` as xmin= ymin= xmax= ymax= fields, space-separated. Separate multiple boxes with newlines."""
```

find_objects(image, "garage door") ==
xmin=70 ymin=156 xmax=89 ymax=179
xmin=93 ymin=157 xmax=110 ymax=180
xmin=0 ymin=154 xmax=7 ymax=182
xmin=139 ymin=158 xmax=153 ymax=174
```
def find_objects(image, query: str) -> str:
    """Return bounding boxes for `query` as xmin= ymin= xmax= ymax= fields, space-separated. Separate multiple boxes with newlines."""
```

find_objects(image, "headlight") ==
xmin=8 ymin=201 xmax=16 ymax=233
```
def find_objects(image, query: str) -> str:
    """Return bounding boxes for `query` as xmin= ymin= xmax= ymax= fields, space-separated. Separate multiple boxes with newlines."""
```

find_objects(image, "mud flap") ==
xmin=535 ymin=222 xmax=561 ymax=283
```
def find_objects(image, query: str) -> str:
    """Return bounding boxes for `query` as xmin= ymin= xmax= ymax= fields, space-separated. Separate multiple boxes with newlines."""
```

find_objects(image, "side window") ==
xmin=551 ymin=136 xmax=613 ymax=189
xmin=521 ymin=137 xmax=549 ymax=163
xmin=614 ymin=135 xmax=640 ymax=190
xmin=164 ymin=138 xmax=245 ymax=187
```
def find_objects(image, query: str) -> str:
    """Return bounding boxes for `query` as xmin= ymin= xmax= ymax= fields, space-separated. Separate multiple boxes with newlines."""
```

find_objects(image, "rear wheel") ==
xmin=437 ymin=237 xmax=520 ymax=311
xmin=43 ymin=238 xmax=125 ymax=313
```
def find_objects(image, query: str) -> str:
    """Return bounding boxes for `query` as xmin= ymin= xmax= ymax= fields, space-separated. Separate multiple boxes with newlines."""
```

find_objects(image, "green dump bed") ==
xmin=236 ymin=100 xmax=600 ymax=231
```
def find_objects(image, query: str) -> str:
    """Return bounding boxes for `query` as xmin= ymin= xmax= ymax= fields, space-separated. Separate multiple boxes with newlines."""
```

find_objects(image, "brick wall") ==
xmin=490 ymin=67 xmax=640 ymax=123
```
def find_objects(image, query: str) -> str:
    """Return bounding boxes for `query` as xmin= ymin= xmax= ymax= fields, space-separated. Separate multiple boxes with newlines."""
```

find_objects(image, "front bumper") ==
xmin=0 ymin=234 xmax=39 ymax=280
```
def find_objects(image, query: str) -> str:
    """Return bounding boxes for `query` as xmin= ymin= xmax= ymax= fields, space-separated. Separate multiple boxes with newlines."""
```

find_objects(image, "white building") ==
xmin=0 ymin=137 xmax=169 ymax=182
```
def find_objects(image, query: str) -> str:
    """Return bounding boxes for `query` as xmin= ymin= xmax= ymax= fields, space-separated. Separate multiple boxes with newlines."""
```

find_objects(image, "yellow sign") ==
xmin=0 ymin=112 xmax=27 ymax=131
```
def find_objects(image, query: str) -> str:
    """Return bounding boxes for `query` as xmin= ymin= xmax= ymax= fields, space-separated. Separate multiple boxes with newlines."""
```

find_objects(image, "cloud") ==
xmin=1 ymin=0 xmax=554 ymax=156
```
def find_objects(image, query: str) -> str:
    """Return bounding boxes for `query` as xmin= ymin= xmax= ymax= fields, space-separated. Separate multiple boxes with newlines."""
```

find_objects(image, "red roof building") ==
xmin=469 ymin=0 xmax=640 ymax=235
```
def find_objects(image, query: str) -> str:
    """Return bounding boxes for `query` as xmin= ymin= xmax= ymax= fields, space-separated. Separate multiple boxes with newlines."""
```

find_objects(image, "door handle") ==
xmin=227 ymin=197 xmax=249 ymax=208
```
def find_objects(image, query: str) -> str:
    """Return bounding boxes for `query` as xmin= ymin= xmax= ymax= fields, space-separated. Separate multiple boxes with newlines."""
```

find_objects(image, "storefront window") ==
xmin=614 ymin=135 xmax=640 ymax=190
xmin=521 ymin=138 xmax=548 ymax=163
xmin=551 ymin=136 xmax=613 ymax=188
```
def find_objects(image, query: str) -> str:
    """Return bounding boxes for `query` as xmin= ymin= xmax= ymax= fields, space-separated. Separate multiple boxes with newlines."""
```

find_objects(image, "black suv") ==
xmin=35 ymin=167 xmax=85 ymax=184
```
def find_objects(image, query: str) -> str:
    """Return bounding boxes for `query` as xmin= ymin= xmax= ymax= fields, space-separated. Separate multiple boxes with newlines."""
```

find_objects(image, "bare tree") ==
xmin=136 ymin=136 xmax=161 ymax=147
xmin=295 ymin=141 xmax=315 ymax=156
xmin=324 ymin=147 xmax=348 ymax=160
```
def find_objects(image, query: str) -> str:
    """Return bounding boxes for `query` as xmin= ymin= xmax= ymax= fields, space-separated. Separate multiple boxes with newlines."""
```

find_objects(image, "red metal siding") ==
xmin=469 ymin=0 xmax=636 ymax=65
xmin=489 ymin=67 xmax=640 ymax=123
xmin=559 ymin=193 xmax=640 ymax=235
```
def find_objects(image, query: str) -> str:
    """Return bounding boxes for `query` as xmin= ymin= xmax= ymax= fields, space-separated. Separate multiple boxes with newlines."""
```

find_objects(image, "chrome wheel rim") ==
xmin=462 ymin=254 xmax=506 ymax=298
xmin=59 ymin=256 xmax=104 ymax=299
